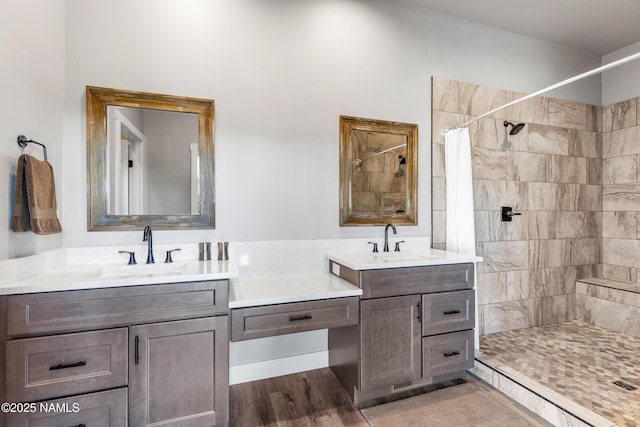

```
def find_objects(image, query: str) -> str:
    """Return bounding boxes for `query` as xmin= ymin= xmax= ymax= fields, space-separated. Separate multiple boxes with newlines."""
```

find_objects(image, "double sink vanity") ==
xmin=0 ymin=247 xmax=480 ymax=427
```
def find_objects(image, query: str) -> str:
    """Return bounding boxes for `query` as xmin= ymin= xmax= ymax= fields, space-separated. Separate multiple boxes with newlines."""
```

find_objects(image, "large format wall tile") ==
xmin=548 ymin=99 xmax=587 ymax=130
xmin=432 ymin=77 xmax=459 ymax=113
xmin=459 ymin=82 xmax=507 ymax=116
xmin=602 ymin=211 xmax=636 ymax=238
xmin=602 ymin=238 xmax=640 ymax=268
xmin=472 ymin=147 xmax=507 ymax=180
xmin=548 ymin=155 xmax=588 ymax=184
xmin=528 ymin=125 xmax=570 ymax=155
xmin=603 ymin=183 xmax=640 ymax=211
xmin=603 ymin=155 xmax=636 ymax=184
xmin=506 ymin=151 xmax=548 ymax=182
xmin=603 ymin=126 xmax=640 ymax=158
xmin=483 ymin=241 xmax=529 ymax=272
xmin=480 ymin=300 xmax=532 ymax=335
xmin=569 ymin=130 xmax=601 ymax=158
xmin=612 ymin=98 xmax=637 ymax=130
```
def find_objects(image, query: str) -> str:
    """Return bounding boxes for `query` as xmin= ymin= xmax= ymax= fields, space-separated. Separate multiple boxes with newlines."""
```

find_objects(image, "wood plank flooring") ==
xmin=229 ymin=368 xmax=368 ymax=427
xmin=229 ymin=368 xmax=551 ymax=426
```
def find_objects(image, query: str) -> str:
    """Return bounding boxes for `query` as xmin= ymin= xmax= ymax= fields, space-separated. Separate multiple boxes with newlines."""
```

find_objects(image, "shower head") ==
xmin=504 ymin=121 xmax=526 ymax=135
xmin=396 ymin=155 xmax=406 ymax=177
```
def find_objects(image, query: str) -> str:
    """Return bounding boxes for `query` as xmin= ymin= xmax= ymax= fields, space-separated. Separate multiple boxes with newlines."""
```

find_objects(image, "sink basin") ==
xmin=91 ymin=262 xmax=190 ymax=279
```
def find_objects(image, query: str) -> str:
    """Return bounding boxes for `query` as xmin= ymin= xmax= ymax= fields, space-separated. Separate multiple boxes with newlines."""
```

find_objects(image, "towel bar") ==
xmin=17 ymin=135 xmax=47 ymax=161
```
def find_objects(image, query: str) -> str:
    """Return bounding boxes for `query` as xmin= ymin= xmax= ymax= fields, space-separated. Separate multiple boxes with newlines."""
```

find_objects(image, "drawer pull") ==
xmin=289 ymin=314 xmax=312 ymax=322
xmin=69 ymin=424 xmax=86 ymax=427
xmin=135 ymin=336 xmax=140 ymax=365
xmin=49 ymin=360 xmax=86 ymax=371
xmin=444 ymin=351 xmax=460 ymax=357
xmin=443 ymin=310 xmax=461 ymax=315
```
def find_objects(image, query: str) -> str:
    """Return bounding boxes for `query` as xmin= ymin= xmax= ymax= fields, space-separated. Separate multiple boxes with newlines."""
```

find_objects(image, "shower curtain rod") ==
xmin=450 ymin=50 xmax=640 ymax=130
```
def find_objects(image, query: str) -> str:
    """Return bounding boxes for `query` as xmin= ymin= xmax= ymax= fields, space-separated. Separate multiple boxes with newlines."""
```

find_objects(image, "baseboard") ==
xmin=229 ymin=351 xmax=328 ymax=385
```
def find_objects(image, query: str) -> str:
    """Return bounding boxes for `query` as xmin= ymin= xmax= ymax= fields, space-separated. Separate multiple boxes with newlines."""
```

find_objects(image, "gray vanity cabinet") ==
xmin=129 ymin=316 xmax=229 ymax=427
xmin=329 ymin=262 xmax=475 ymax=405
xmin=0 ymin=280 xmax=229 ymax=427
xmin=359 ymin=295 xmax=421 ymax=391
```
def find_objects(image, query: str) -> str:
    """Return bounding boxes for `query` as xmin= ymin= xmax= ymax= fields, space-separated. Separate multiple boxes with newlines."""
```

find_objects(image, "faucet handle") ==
xmin=367 ymin=242 xmax=379 ymax=253
xmin=118 ymin=250 xmax=137 ymax=265
xmin=394 ymin=241 xmax=405 ymax=252
xmin=164 ymin=248 xmax=182 ymax=263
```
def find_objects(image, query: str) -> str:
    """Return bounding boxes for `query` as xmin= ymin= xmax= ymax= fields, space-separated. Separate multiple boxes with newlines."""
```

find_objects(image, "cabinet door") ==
xmin=360 ymin=295 xmax=421 ymax=391
xmin=129 ymin=316 xmax=229 ymax=427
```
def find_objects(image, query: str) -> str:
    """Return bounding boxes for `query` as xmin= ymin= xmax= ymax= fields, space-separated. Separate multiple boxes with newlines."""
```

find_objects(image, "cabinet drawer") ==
xmin=6 ymin=328 xmax=128 ymax=402
xmin=6 ymin=280 xmax=228 ymax=337
xmin=360 ymin=263 xmax=473 ymax=299
xmin=231 ymin=297 xmax=359 ymax=341
xmin=5 ymin=387 xmax=127 ymax=427
xmin=422 ymin=330 xmax=474 ymax=378
xmin=422 ymin=290 xmax=475 ymax=336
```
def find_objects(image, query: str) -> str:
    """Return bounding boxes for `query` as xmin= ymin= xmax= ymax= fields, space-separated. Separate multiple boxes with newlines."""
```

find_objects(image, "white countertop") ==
xmin=229 ymin=273 xmax=362 ymax=308
xmin=325 ymin=247 xmax=482 ymax=270
xmin=0 ymin=260 xmax=239 ymax=295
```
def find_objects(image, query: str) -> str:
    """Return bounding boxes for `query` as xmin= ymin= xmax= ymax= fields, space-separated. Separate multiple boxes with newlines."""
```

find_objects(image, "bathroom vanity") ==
xmin=325 ymin=249 xmax=479 ymax=404
xmin=0 ymin=261 xmax=236 ymax=427
xmin=0 ymin=246 xmax=480 ymax=425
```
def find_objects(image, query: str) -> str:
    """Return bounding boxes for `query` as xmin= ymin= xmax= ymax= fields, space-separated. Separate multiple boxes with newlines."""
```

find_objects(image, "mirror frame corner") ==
xmin=339 ymin=115 xmax=418 ymax=227
xmin=86 ymin=85 xmax=216 ymax=231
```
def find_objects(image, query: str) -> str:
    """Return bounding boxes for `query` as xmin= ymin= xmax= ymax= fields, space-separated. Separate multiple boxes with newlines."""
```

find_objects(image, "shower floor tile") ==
xmin=480 ymin=321 xmax=640 ymax=427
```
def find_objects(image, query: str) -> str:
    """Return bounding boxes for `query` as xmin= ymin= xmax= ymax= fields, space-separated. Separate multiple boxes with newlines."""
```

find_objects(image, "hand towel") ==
xmin=12 ymin=154 xmax=62 ymax=235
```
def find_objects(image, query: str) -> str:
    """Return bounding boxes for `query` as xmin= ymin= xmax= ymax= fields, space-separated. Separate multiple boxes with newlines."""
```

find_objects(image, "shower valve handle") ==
xmin=501 ymin=206 xmax=521 ymax=222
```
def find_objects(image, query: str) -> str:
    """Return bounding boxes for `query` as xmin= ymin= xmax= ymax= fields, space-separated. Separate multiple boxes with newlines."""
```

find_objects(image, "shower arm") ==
xmin=354 ymin=143 xmax=406 ymax=167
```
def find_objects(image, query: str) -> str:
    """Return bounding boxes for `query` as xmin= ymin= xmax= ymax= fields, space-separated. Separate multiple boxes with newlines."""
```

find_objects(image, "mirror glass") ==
xmin=87 ymin=86 xmax=215 ymax=230
xmin=339 ymin=116 xmax=417 ymax=226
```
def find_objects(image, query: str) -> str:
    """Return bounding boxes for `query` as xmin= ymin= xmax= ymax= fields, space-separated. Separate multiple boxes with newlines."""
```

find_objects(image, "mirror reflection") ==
xmin=339 ymin=116 xmax=417 ymax=226
xmin=86 ymin=86 xmax=215 ymax=231
xmin=107 ymin=106 xmax=200 ymax=216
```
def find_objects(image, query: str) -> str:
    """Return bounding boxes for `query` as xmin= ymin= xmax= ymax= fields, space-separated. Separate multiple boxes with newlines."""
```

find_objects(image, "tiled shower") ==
xmin=432 ymin=76 xmax=640 ymax=425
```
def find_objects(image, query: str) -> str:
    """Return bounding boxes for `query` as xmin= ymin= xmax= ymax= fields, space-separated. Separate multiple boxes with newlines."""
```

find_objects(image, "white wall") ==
xmin=601 ymin=41 xmax=640 ymax=105
xmin=62 ymin=0 xmax=602 ymax=250
xmin=0 ymin=0 xmax=65 ymax=260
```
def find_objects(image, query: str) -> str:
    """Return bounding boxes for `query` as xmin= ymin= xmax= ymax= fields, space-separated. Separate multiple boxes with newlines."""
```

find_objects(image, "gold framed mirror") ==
xmin=86 ymin=86 xmax=215 ymax=230
xmin=339 ymin=116 xmax=418 ymax=226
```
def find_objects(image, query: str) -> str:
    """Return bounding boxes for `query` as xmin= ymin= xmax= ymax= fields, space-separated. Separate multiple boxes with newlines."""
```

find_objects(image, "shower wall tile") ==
xmin=530 ymin=266 xmax=577 ymax=298
xmin=528 ymin=211 xmax=550 ymax=240
xmin=504 ymin=90 xmax=534 ymax=123
xmin=506 ymin=151 xmax=548 ymax=182
xmin=575 ymin=264 xmax=598 ymax=280
xmin=586 ymin=158 xmax=602 ymax=185
xmin=568 ymin=130 xmax=600 ymax=158
xmin=603 ymin=126 xmax=640 ymax=158
xmin=602 ymin=211 xmax=636 ymax=238
xmin=603 ymin=155 xmax=636 ymax=184
xmin=432 ymin=111 xmax=467 ymax=144
xmin=601 ymin=104 xmax=614 ymax=132
xmin=480 ymin=300 xmax=532 ymax=335
xmin=468 ymin=118 xmax=502 ymax=151
xmin=577 ymin=184 xmax=601 ymax=211
xmin=528 ymin=182 xmax=558 ymax=210
xmin=576 ymin=294 xmax=640 ymax=338
xmin=527 ymin=124 xmax=569 ymax=155
xmin=432 ymin=177 xmax=446 ymax=210
xmin=473 ymin=180 xmax=528 ymax=211
xmin=586 ymin=104 xmax=599 ymax=132
xmin=475 ymin=210 xmax=529 ymax=242
xmin=548 ymin=99 xmax=587 ymax=130
xmin=584 ymin=211 xmax=602 ymax=238
xmin=534 ymin=294 xmax=575 ymax=325
xmin=602 ymin=183 xmax=640 ymax=211
xmin=556 ymin=184 xmax=581 ymax=211
xmin=432 ymin=210 xmax=445 ymax=245
xmin=569 ymin=238 xmax=600 ymax=266
xmin=432 ymin=143 xmax=445 ymax=177
xmin=600 ymin=263 xmax=635 ymax=282
xmin=529 ymin=240 xmax=570 ymax=269
xmin=602 ymin=238 xmax=640 ymax=268
xmin=531 ymin=96 xmax=550 ymax=126
xmin=431 ymin=77 xmax=458 ymax=113
xmin=548 ymin=155 xmax=588 ymax=184
xmin=459 ymin=82 xmax=507 ymax=116
xmin=482 ymin=241 xmax=529 ymax=272
xmin=612 ymin=97 xmax=636 ymax=130
xmin=477 ymin=272 xmax=508 ymax=305
xmin=548 ymin=211 xmax=586 ymax=239
xmin=471 ymin=148 xmax=506 ymax=180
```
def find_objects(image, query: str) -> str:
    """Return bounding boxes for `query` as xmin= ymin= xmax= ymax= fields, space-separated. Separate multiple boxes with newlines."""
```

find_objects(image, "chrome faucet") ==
xmin=143 ymin=226 xmax=154 ymax=264
xmin=383 ymin=223 xmax=397 ymax=252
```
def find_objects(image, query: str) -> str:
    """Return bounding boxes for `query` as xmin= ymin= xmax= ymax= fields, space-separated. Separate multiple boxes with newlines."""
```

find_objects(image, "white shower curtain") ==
xmin=444 ymin=127 xmax=476 ymax=255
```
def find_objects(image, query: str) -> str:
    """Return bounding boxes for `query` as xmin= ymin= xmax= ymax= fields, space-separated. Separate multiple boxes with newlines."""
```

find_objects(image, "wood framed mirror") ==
xmin=339 ymin=116 xmax=417 ymax=226
xmin=86 ymin=86 xmax=215 ymax=230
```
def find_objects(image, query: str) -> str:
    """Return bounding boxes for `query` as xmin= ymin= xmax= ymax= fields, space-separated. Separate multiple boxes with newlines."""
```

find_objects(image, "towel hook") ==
xmin=17 ymin=135 xmax=47 ymax=161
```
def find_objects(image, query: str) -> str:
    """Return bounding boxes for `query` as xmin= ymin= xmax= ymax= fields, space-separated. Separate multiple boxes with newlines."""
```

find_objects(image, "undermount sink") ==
xmin=91 ymin=261 xmax=190 ymax=278
xmin=370 ymin=252 xmax=435 ymax=263
xmin=325 ymin=247 xmax=482 ymax=271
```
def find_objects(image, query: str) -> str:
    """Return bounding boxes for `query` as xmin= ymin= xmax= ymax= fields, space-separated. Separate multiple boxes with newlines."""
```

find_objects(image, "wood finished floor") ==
xmin=229 ymin=368 xmax=551 ymax=426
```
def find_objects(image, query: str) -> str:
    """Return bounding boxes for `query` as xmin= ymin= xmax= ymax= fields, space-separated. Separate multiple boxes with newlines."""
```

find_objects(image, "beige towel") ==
xmin=12 ymin=154 xmax=62 ymax=235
